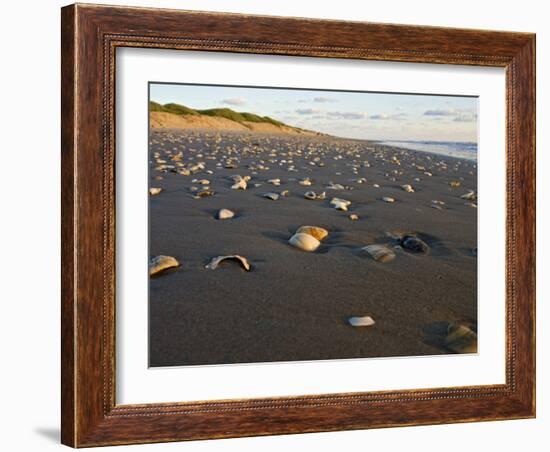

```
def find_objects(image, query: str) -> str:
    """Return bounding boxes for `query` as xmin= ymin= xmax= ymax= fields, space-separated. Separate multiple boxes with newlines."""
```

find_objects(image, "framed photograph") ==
xmin=61 ymin=3 xmax=535 ymax=447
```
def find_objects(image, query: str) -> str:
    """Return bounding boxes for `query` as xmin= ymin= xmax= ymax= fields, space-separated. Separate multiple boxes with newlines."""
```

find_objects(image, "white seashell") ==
xmin=280 ymin=190 xmax=290 ymax=197
xmin=149 ymin=255 xmax=179 ymax=276
xmin=348 ymin=316 xmax=375 ymax=327
xmin=296 ymin=226 xmax=328 ymax=241
xmin=330 ymin=197 xmax=351 ymax=211
xmin=205 ymin=255 xmax=251 ymax=271
xmin=198 ymin=179 xmax=210 ymax=185
xmin=217 ymin=209 xmax=235 ymax=220
xmin=361 ymin=244 xmax=396 ymax=263
xmin=461 ymin=190 xmax=476 ymax=201
xmin=349 ymin=214 xmax=359 ymax=220
xmin=317 ymin=191 xmax=326 ymax=200
xmin=382 ymin=197 xmax=395 ymax=203
xmin=373 ymin=184 xmax=380 ymax=188
xmin=299 ymin=178 xmax=312 ymax=186
xmin=304 ymin=191 xmax=317 ymax=200
xmin=401 ymin=184 xmax=414 ymax=193
xmin=263 ymin=192 xmax=279 ymax=200
xmin=268 ymin=178 xmax=281 ymax=186
xmin=288 ymin=233 xmax=320 ymax=252
xmin=149 ymin=187 xmax=162 ymax=196
xmin=231 ymin=178 xmax=247 ymax=190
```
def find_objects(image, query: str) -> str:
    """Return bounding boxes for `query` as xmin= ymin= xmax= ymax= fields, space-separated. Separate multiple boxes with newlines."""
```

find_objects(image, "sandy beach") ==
xmin=148 ymin=129 xmax=477 ymax=367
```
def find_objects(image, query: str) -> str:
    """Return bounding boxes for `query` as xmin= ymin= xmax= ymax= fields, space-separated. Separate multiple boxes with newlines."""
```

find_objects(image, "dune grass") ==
xmin=149 ymin=101 xmax=288 ymax=128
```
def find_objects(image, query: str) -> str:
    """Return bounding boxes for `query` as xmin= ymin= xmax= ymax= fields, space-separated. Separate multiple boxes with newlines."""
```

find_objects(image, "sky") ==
xmin=150 ymin=83 xmax=478 ymax=142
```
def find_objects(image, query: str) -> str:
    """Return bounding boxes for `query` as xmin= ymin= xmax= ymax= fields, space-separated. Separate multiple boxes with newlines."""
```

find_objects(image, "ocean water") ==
xmin=378 ymin=140 xmax=477 ymax=161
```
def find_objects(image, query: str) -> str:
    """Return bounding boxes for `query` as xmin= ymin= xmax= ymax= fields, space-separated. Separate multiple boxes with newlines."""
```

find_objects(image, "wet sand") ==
xmin=148 ymin=129 xmax=477 ymax=367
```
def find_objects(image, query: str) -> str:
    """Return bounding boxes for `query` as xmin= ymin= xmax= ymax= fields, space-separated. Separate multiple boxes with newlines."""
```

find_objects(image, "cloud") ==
xmin=326 ymin=111 xmax=366 ymax=120
xmin=296 ymin=108 xmax=321 ymax=115
xmin=424 ymin=109 xmax=456 ymax=116
xmin=370 ymin=112 xmax=407 ymax=120
xmin=221 ymin=98 xmax=246 ymax=106
xmin=313 ymin=96 xmax=337 ymax=103
xmin=453 ymin=114 xmax=477 ymax=122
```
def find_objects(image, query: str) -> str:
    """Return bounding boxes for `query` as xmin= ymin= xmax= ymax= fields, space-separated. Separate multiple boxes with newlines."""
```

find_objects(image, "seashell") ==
xmin=401 ymin=184 xmax=414 ymax=193
xmin=326 ymin=183 xmax=345 ymax=190
xmin=149 ymin=255 xmax=179 ymax=276
xmin=149 ymin=187 xmax=162 ymax=196
xmin=461 ymin=190 xmax=476 ymax=201
xmin=205 ymin=255 xmax=251 ymax=271
xmin=231 ymin=178 xmax=247 ymax=190
xmin=381 ymin=197 xmax=395 ymax=203
xmin=449 ymin=181 xmax=461 ymax=187
xmin=349 ymin=214 xmax=359 ymax=220
xmin=263 ymin=192 xmax=279 ymax=200
xmin=288 ymin=233 xmax=321 ymax=252
xmin=431 ymin=204 xmax=443 ymax=210
xmin=179 ymin=168 xmax=191 ymax=176
xmin=444 ymin=323 xmax=477 ymax=353
xmin=361 ymin=244 xmax=396 ymax=263
xmin=299 ymin=178 xmax=312 ymax=186
xmin=400 ymin=235 xmax=429 ymax=253
xmin=464 ymin=202 xmax=477 ymax=208
xmin=280 ymin=190 xmax=290 ymax=197
xmin=304 ymin=191 xmax=317 ymax=200
xmin=217 ymin=209 xmax=235 ymax=220
xmin=424 ymin=172 xmax=433 ymax=176
xmin=330 ymin=197 xmax=351 ymax=211
xmin=317 ymin=191 xmax=326 ymax=200
xmin=196 ymin=189 xmax=214 ymax=198
xmin=197 ymin=179 xmax=210 ymax=185
xmin=296 ymin=226 xmax=329 ymax=241
xmin=267 ymin=178 xmax=281 ymax=186
xmin=373 ymin=183 xmax=380 ymax=188
xmin=348 ymin=316 xmax=375 ymax=327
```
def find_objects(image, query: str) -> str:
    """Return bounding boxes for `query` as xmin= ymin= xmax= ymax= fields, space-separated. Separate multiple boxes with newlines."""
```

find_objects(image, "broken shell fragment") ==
xmin=231 ymin=178 xmax=247 ymax=190
xmin=445 ymin=323 xmax=477 ymax=353
xmin=330 ymin=197 xmax=351 ymax=211
xmin=361 ymin=244 xmax=396 ymax=263
xmin=348 ymin=316 xmax=375 ymax=327
xmin=296 ymin=226 xmax=329 ymax=241
xmin=263 ymin=192 xmax=279 ymax=200
xmin=205 ymin=255 xmax=251 ymax=271
xmin=349 ymin=214 xmax=359 ymax=220
xmin=217 ymin=208 xmax=235 ymax=220
xmin=304 ymin=191 xmax=317 ymax=200
xmin=149 ymin=255 xmax=179 ymax=276
xmin=149 ymin=187 xmax=162 ymax=196
xmin=460 ymin=190 xmax=476 ymax=201
xmin=401 ymin=235 xmax=429 ymax=253
xmin=299 ymin=178 xmax=312 ymax=186
xmin=288 ymin=232 xmax=321 ymax=252
xmin=196 ymin=189 xmax=215 ymax=198
xmin=401 ymin=184 xmax=414 ymax=193
xmin=381 ymin=197 xmax=395 ymax=203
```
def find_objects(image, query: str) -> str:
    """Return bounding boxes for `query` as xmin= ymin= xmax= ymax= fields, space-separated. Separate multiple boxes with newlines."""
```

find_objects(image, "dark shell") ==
xmin=401 ymin=235 xmax=429 ymax=253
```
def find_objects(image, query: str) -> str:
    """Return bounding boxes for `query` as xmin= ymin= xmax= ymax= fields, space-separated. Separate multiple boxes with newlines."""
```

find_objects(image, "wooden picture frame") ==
xmin=61 ymin=3 xmax=535 ymax=447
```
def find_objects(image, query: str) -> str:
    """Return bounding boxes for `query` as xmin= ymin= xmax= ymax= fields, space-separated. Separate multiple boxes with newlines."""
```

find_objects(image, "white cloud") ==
xmin=313 ymin=96 xmax=337 ymax=103
xmin=424 ymin=109 xmax=456 ymax=116
xmin=326 ymin=111 xmax=366 ymax=119
xmin=296 ymin=108 xmax=321 ymax=115
xmin=221 ymin=98 xmax=246 ymax=106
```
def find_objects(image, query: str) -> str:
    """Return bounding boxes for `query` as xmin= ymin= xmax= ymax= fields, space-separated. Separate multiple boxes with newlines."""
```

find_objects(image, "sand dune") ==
xmin=150 ymin=111 xmax=319 ymax=135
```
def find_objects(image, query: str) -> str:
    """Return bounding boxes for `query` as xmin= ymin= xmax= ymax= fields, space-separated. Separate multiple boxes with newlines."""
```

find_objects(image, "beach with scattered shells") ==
xmin=149 ymin=129 xmax=477 ymax=367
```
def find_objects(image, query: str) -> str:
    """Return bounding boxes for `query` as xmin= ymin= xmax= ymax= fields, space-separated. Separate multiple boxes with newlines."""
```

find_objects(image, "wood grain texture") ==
xmin=60 ymin=3 xmax=536 ymax=447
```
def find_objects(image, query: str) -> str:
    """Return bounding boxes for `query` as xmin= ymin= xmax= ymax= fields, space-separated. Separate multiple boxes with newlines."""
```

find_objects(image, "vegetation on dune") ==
xmin=149 ymin=101 xmax=289 ymax=128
